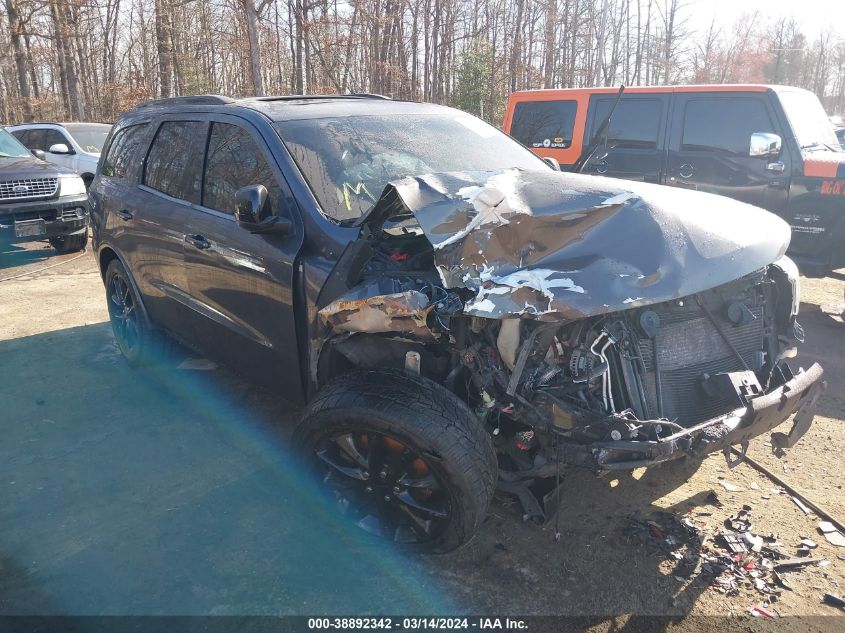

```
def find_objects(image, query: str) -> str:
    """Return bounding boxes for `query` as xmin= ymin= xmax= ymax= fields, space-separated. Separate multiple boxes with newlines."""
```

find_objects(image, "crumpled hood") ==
xmin=366 ymin=169 xmax=791 ymax=320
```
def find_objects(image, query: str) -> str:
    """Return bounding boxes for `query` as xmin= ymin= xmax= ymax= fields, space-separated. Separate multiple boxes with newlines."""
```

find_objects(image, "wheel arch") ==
xmin=99 ymin=246 xmax=152 ymax=323
xmin=315 ymin=333 xmax=454 ymax=394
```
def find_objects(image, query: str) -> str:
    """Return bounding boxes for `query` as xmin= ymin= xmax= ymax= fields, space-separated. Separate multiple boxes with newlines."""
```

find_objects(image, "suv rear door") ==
xmin=131 ymin=117 xmax=209 ymax=334
xmin=181 ymin=117 xmax=304 ymax=399
xmin=583 ymin=93 xmax=669 ymax=183
xmin=666 ymin=91 xmax=790 ymax=213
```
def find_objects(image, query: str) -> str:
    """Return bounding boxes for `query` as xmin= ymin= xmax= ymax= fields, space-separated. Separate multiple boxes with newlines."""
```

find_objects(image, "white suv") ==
xmin=7 ymin=122 xmax=111 ymax=187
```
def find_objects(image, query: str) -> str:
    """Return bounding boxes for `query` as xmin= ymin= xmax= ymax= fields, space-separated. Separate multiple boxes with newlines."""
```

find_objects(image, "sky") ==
xmin=689 ymin=0 xmax=845 ymax=39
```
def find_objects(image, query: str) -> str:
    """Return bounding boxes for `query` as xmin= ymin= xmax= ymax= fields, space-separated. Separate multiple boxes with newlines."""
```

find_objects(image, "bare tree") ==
xmin=2 ymin=0 xmax=844 ymax=125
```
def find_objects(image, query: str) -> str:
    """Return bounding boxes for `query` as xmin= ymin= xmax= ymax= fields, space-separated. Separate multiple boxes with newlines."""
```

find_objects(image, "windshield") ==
xmin=274 ymin=112 xmax=546 ymax=222
xmin=778 ymin=90 xmax=840 ymax=151
xmin=0 ymin=129 xmax=32 ymax=158
xmin=66 ymin=124 xmax=110 ymax=153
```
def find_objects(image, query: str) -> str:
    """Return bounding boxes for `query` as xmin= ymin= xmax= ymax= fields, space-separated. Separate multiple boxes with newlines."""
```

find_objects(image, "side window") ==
xmin=17 ymin=129 xmax=46 ymax=150
xmin=44 ymin=129 xmax=69 ymax=150
xmin=202 ymin=122 xmax=279 ymax=215
xmin=102 ymin=124 xmax=149 ymax=179
xmin=591 ymin=98 xmax=662 ymax=149
xmin=144 ymin=121 xmax=207 ymax=203
xmin=10 ymin=130 xmax=30 ymax=147
xmin=682 ymin=98 xmax=774 ymax=154
xmin=510 ymin=100 xmax=577 ymax=149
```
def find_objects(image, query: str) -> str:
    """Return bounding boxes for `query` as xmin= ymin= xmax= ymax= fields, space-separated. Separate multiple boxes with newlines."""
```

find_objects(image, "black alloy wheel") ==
xmin=315 ymin=431 xmax=451 ymax=544
xmin=104 ymin=259 xmax=164 ymax=366
xmin=295 ymin=370 xmax=497 ymax=553
xmin=107 ymin=269 xmax=140 ymax=358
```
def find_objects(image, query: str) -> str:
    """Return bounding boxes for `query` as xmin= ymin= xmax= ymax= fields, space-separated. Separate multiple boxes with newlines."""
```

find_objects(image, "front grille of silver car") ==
xmin=0 ymin=178 xmax=59 ymax=201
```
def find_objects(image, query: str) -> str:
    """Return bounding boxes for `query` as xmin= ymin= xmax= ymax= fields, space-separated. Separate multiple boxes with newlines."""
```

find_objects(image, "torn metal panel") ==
xmin=363 ymin=169 xmax=791 ymax=320
xmin=319 ymin=284 xmax=433 ymax=337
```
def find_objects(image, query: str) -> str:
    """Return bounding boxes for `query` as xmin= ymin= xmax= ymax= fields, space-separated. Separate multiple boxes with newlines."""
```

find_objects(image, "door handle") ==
xmin=115 ymin=209 xmax=133 ymax=221
xmin=678 ymin=163 xmax=695 ymax=179
xmin=185 ymin=234 xmax=211 ymax=250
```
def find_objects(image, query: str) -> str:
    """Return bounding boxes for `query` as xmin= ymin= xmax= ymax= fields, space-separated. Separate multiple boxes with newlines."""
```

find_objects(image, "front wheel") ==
xmin=49 ymin=231 xmax=88 ymax=253
xmin=294 ymin=370 xmax=497 ymax=553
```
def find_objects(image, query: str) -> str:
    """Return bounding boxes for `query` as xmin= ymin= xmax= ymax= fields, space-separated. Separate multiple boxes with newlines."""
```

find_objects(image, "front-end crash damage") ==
xmin=312 ymin=169 xmax=824 ymax=516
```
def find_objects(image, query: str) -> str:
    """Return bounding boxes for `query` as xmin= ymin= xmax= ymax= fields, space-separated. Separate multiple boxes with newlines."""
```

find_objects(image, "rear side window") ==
xmin=202 ymin=122 xmax=278 ymax=215
xmin=591 ymin=98 xmax=662 ymax=149
xmin=102 ymin=124 xmax=149 ymax=179
xmin=510 ymin=100 xmax=576 ymax=149
xmin=682 ymin=98 xmax=774 ymax=154
xmin=144 ymin=121 xmax=207 ymax=203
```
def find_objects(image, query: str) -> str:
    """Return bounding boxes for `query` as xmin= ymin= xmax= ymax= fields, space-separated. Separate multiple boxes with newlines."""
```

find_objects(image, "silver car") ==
xmin=7 ymin=122 xmax=111 ymax=188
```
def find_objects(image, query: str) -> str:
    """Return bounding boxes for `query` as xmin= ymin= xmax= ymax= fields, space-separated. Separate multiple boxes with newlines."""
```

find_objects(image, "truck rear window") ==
xmin=510 ymin=100 xmax=576 ymax=149
xmin=590 ymin=98 xmax=662 ymax=149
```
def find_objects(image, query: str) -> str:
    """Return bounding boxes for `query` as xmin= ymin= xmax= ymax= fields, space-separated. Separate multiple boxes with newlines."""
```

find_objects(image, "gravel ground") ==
xmin=1 ymin=239 xmax=844 ymax=627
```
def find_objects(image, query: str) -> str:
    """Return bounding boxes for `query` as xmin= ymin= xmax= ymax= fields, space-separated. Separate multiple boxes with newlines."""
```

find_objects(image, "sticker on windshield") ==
xmin=342 ymin=181 xmax=376 ymax=211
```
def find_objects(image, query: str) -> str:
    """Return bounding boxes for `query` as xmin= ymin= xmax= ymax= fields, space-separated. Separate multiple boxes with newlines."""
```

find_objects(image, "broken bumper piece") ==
xmin=568 ymin=363 xmax=825 ymax=471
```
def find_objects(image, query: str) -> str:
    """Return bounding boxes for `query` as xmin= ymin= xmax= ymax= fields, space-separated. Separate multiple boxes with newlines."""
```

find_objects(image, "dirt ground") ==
xmin=1 ymin=238 xmax=844 ymax=627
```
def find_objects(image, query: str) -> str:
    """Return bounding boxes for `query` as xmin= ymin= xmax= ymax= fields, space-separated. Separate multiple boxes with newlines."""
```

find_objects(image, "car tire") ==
xmin=49 ymin=231 xmax=88 ymax=253
xmin=104 ymin=259 xmax=167 ymax=366
xmin=294 ymin=369 xmax=497 ymax=553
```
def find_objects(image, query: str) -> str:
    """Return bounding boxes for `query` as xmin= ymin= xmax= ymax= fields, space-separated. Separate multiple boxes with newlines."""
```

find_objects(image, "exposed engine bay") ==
xmin=312 ymin=169 xmax=825 ymax=518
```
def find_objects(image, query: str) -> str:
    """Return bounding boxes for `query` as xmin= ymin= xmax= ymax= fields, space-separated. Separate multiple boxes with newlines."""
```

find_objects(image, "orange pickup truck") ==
xmin=504 ymin=85 xmax=845 ymax=273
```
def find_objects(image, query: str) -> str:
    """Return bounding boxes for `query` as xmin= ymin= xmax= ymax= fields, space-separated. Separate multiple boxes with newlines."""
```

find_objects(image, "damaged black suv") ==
xmin=90 ymin=95 xmax=824 ymax=552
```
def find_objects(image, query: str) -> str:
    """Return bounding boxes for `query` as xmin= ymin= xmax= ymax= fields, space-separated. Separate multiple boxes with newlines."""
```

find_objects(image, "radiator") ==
xmin=636 ymin=305 xmax=765 ymax=425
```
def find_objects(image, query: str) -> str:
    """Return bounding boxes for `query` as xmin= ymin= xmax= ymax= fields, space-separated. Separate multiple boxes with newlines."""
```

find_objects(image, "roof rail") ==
xmin=134 ymin=95 xmax=235 ymax=109
xmin=253 ymin=93 xmax=392 ymax=102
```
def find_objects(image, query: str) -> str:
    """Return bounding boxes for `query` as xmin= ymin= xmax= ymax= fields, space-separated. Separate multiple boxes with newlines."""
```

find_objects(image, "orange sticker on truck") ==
xmin=820 ymin=179 xmax=845 ymax=196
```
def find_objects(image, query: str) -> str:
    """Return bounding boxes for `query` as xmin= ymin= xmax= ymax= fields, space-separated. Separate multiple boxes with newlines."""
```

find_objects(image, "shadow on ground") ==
xmin=0 ymin=324 xmax=453 ymax=615
xmin=0 ymin=242 xmax=57 ymax=271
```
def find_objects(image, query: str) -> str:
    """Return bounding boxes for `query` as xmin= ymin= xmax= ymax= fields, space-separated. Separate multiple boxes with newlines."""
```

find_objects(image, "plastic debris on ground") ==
xmin=822 ymin=593 xmax=845 ymax=610
xmin=818 ymin=521 xmax=845 ymax=547
xmin=621 ymin=494 xmax=835 ymax=609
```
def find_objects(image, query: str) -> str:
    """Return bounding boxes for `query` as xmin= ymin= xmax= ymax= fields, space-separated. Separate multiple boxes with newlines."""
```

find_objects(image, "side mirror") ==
xmin=48 ymin=143 xmax=72 ymax=155
xmin=31 ymin=149 xmax=46 ymax=160
xmin=235 ymin=184 xmax=291 ymax=235
xmin=235 ymin=184 xmax=268 ymax=224
xmin=750 ymin=133 xmax=781 ymax=158
xmin=542 ymin=156 xmax=561 ymax=171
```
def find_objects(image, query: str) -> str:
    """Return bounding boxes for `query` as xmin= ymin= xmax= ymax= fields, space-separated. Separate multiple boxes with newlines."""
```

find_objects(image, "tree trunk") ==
xmin=294 ymin=0 xmax=304 ymax=93
xmin=243 ymin=0 xmax=264 ymax=96
xmin=542 ymin=0 xmax=557 ymax=88
xmin=508 ymin=0 xmax=524 ymax=92
xmin=5 ymin=0 xmax=33 ymax=121
xmin=155 ymin=0 xmax=173 ymax=98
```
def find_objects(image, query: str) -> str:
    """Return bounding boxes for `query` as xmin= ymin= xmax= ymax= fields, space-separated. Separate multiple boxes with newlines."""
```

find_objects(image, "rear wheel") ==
xmin=294 ymin=370 xmax=497 ymax=553
xmin=104 ymin=259 xmax=164 ymax=365
xmin=49 ymin=231 xmax=88 ymax=253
